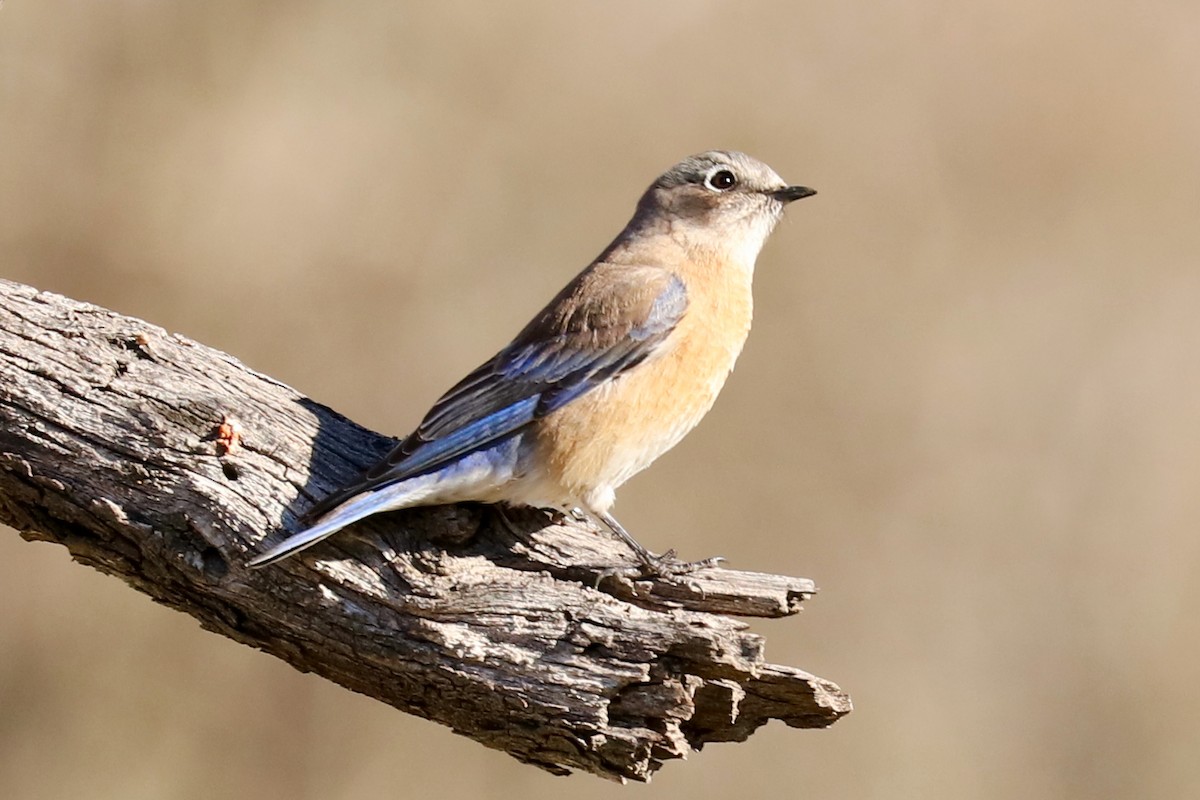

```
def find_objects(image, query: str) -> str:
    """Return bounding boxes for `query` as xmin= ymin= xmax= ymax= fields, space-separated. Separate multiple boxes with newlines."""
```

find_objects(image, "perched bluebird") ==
xmin=249 ymin=150 xmax=814 ymax=575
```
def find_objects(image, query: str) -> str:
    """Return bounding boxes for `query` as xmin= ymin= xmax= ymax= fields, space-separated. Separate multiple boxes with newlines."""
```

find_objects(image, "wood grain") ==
xmin=0 ymin=279 xmax=849 ymax=781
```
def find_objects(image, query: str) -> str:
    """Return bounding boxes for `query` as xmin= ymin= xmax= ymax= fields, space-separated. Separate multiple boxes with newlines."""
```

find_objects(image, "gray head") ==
xmin=630 ymin=150 xmax=815 ymax=267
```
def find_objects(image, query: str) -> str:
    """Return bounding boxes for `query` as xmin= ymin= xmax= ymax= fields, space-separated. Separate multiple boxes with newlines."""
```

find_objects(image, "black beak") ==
xmin=773 ymin=185 xmax=817 ymax=203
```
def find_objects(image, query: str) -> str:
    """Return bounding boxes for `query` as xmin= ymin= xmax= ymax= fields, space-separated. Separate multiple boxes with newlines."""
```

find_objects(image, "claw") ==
xmin=637 ymin=551 xmax=725 ymax=580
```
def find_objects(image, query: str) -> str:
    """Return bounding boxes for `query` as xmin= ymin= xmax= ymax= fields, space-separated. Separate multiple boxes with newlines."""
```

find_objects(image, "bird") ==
xmin=248 ymin=150 xmax=814 ymax=576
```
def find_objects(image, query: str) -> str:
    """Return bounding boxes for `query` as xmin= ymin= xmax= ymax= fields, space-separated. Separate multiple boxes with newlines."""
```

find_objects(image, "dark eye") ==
xmin=705 ymin=169 xmax=737 ymax=191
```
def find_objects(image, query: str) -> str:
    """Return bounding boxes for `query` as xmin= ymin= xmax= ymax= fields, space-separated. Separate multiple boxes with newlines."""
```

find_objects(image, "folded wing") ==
xmin=302 ymin=265 xmax=687 ymax=521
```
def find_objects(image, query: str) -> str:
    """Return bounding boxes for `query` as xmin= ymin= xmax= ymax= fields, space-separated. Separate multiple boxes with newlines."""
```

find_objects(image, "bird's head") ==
xmin=632 ymin=150 xmax=815 ymax=270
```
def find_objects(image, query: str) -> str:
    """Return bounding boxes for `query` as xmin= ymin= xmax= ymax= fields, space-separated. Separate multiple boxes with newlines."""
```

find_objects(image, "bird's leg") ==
xmin=594 ymin=510 xmax=724 ymax=578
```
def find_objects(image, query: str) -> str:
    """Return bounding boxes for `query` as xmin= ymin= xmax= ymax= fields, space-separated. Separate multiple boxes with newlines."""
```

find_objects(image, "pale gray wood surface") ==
xmin=0 ymin=279 xmax=850 ymax=781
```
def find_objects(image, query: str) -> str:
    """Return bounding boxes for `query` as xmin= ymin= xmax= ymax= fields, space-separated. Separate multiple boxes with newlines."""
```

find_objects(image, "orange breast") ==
xmin=535 ymin=260 xmax=753 ymax=504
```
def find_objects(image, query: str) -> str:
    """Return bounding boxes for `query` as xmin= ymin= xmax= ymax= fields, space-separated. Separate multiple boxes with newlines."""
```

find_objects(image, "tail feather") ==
xmin=246 ymin=518 xmax=347 ymax=568
xmin=247 ymin=487 xmax=418 ymax=568
xmin=249 ymin=441 xmax=520 ymax=568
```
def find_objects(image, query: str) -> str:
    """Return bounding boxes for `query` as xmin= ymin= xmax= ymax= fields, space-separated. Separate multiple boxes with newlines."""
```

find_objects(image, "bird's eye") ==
xmin=704 ymin=169 xmax=737 ymax=192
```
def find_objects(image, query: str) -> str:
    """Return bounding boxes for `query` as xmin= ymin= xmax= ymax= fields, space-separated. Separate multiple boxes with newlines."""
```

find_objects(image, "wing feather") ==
xmin=302 ymin=266 xmax=686 ymax=521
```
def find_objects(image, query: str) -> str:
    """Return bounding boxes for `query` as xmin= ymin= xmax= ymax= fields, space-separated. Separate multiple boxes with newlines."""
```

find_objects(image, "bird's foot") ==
xmin=589 ymin=551 xmax=725 ymax=590
xmin=639 ymin=549 xmax=725 ymax=579
xmin=591 ymin=550 xmax=724 ymax=589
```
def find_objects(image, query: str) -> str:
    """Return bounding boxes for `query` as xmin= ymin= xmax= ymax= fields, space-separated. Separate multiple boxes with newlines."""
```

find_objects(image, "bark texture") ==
xmin=0 ymin=279 xmax=850 ymax=781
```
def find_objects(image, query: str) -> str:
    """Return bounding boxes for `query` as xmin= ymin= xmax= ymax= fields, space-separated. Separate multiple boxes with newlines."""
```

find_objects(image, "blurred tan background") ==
xmin=2 ymin=1 xmax=1199 ymax=798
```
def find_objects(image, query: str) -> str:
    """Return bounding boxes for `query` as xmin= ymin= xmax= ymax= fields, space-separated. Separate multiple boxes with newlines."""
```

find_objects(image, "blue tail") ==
xmin=247 ymin=486 xmax=416 ymax=568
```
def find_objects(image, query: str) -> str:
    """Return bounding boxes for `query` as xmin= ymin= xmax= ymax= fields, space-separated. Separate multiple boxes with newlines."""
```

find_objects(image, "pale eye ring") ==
xmin=704 ymin=168 xmax=738 ymax=192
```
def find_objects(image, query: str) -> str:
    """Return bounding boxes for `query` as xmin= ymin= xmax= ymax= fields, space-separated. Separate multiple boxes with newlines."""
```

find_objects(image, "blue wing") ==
xmin=302 ymin=266 xmax=687 ymax=520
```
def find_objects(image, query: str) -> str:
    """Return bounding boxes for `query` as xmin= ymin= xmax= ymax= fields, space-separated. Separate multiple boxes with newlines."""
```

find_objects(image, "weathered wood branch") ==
xmin=0 ymin=279 xmax=850 ymax=781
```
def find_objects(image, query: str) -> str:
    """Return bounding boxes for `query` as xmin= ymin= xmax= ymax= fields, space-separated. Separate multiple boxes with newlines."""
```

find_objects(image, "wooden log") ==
xmin=0 ymin=279 xmax=849 ymax=781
